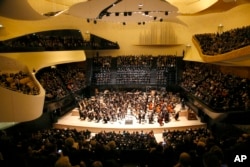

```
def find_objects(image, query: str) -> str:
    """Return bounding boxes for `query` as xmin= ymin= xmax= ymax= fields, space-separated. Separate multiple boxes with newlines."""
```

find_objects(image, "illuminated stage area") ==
xmin=54 ymin=105 xmax=206 ymax=142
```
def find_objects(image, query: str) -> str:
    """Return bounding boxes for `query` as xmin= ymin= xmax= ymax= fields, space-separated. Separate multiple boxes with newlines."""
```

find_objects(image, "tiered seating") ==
xmin=181 ymin=61 xmax=250 ymax=112
xmin=194 ymin=25 xmax=250 ymax=55
xmin=1 ymin=126 xmax=248 ymax=167
xmin=0 ymin=71 xmax=39 ymax=95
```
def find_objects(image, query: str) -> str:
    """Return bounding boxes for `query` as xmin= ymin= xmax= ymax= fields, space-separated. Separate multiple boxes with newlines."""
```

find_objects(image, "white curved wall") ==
xmin=0 ymin=86 xmax=45 ymax=122
xmin=0 ymin=51 xmax=86 ymax=122
xmin=0 ymin=50 xmax=86 ymax=72
xmin=0 ymin=56 xmax=45 ymax=122
xmin=1 ymin=3 xmax=249 ymax=62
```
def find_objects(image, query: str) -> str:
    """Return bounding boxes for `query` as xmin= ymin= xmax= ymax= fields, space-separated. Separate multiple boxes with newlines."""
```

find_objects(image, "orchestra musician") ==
xmin=157 ymin=111 xmax=164 ymax=126
xmin=138 ymin=112 xmax=142 ymax=124
xmin=155 ymin=104 xmax=161 ymax=113
xmin=103 ymin=114 xmax=110 ymax=124
xmin=148 ymin=112 xmax=154 ymax=124
xmin=164 ymin=110 xmax=170 ymax=123
xmin=174 ymin=111 xmax=180 ymax=121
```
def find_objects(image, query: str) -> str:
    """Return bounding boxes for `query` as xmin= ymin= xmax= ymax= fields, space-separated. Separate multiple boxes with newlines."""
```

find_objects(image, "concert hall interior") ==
xmin=0 ymin=0 xmax=250 ymax=167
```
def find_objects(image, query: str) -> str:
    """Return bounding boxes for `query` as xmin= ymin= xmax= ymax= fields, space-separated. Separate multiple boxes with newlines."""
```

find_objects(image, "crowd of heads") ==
xmin=92 ymin=55 xmax=177 ymax=85
xmin=0 ymin=30 xmax=120 ymax=52
xmin=0 ymin=70 xmax=39 ymax=95
xmin=0 ymin=31 xmax=85 ymax=52
xmin=1 ymin=126 xmax=249 ymax=167
xmin=180 ymin=62 xmax=250 ymax=112
xmin=156 ymin=55 xmax=177 ymax=85
xmin=36 ymin=63 xmax=86 ymax=101
xmin=92 ymin=56 xmax=112 ymax=85
xmin=195 ymin=25 xmax=250 ymax=55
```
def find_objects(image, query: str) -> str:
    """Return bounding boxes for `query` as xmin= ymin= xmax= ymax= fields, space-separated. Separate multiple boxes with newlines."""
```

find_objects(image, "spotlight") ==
xmin=94 ymin=20 xmax=97 ymax=24
xmin=123 ymin=22 xmax=126 ymax=25
xmin=160 ymin=18 xmax=163 ymax=22
xmin=128 ymin=12 xmax=132 ymax=16
xmin=115 ymin=12 xmax=119 ymax=16
xmin=153 ymin=16 xmax=157 ymax=20
xmin=138 ymin=22 xmax=141 ymax=25
xmin=138 ymin=3 xmax=143 ymax=10
xmin=87 ymin=18 xmax=90 ymax=23
xmin=144 ymin=11 xmax=149 ymax=15
xmin=124 ymin=12 xmax=127 ymax=16
xmin=142 ymin=22 xmax=145 ymax=25
xmin=165 ymin=11 xmax=168 ymax=15
xmin=106 ymin=12 xmax=110 ymax=16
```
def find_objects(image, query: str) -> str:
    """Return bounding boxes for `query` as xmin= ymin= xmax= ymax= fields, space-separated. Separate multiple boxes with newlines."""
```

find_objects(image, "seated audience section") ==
xmin=180 ymin=61 xmax=250 ymax=113
xmin=0 ymin=56 xmax=45 ymax=122
xmin=91 ymin=55 xmax=179 ymax=87
xmin=1 ymin=126 xmax=248 ymax=167
xmin=0 ymin=29 xmax=119 ymax=52
xmin=193 ymin=25 xmax=250 ymax=64
xmin=35 ymin=62 xmax=87 ymax=116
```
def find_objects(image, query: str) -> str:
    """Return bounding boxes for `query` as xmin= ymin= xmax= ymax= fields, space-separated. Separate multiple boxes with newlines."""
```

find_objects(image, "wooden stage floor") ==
xmin=54 ymin=106 xmax=207 ymax=142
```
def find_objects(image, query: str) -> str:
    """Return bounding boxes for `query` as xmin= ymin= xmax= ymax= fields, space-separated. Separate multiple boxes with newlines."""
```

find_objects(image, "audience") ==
xmin=156 ymin=55 xmax=177 ymax=85
xmin=0 ymin=70 xmax=39 ymax=95
xmin=181 ymin=61 xmax=250 ymax=112
xmin=1 ymin=126 xmax=249 ymax=167
xmin=92 ymin=54 xmax=178 ymax=85
xmin=0 ymin=30 xmax=119 ymax=52
xmin=194 ymin=25 xmax=250 ymax=55
xmin=1 ymin=25 xmax=250 ymax=167
xmin=35 ymin=63 xmax=86 ymax=101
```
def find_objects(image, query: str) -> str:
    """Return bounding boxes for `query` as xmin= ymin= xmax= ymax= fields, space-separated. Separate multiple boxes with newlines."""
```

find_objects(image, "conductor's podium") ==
xmin=125 ymin=114 xmax=133 ymax=125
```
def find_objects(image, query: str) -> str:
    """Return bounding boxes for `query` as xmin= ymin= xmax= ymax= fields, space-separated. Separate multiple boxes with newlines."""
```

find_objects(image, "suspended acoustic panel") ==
xmin=68 ymin=0 xmax=180 ymax=23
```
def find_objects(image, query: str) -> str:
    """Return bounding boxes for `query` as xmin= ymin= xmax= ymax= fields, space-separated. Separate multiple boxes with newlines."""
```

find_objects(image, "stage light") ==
xmin=115 ymin=12 xmax=119 ymax=16
xmin=165 ymin=11 xmax=168 ymax=15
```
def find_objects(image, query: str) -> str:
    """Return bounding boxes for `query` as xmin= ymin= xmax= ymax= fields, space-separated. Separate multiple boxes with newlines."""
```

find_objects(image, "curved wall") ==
xmin=0 ymin=51 xmax=86 ymax=122
xmin=0 ymin=86 xmax=45 ymax=122
xmin=0 ymin=50 xmax=86 ymax=72
xmin=0 ymin=56 xmax=45 ymax=122
xmin=1 ymin=3 xmax=250 ymax=63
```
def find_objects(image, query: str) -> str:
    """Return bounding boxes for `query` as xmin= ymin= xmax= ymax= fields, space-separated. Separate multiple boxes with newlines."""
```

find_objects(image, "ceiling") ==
xmin=0 ymin=0 xmax=249 ymax=21
xmin=0 ymin=0 xmax=250 ymax=67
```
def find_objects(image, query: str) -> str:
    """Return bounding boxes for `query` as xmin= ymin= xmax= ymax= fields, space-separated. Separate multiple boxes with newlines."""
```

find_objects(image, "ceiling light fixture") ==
xmin=68 ymin=0 xmax=179 ymax=24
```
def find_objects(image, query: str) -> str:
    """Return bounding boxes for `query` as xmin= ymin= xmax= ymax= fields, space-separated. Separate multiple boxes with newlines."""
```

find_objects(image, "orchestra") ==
xmin=77 ymin=89 xmax=182 ymax=125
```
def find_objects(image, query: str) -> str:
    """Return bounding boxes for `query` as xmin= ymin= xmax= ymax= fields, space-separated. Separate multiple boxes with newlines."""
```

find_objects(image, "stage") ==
xmin=53 ymin=105 xmax=207 ymax=142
